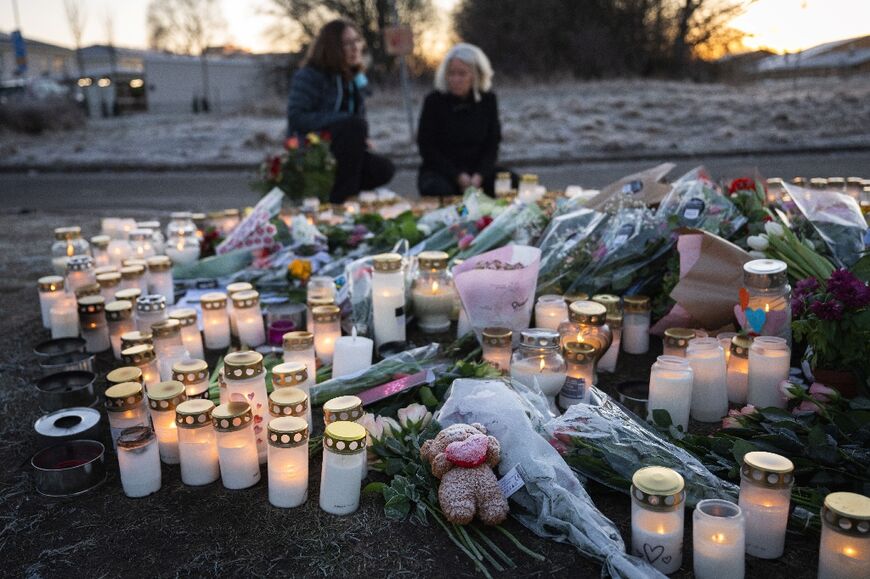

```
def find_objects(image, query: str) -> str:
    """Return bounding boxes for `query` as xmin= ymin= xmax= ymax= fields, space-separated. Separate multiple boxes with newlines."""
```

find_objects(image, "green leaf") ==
xmin=363 ymin=482 xmax=387 ymax=495
xmin=419 ymin=386 xmax=439 ymax=409
xmin=850 ymin=254 xmax=870 ymax=282
xmin=731 ymin=439 xmax=757 ymax=465
xmin=651 ymin=409 xmax=673 ymax=428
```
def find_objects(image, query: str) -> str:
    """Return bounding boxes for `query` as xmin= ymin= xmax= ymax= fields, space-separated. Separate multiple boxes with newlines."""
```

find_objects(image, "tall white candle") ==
xmin=268 ymin=417 xmax=309 ymax=508
xmin=225 ymin=281 xmax=253 ymax=338
xmin=630 ymin=466 xmax=685 ymax=575
xmin=169 ymin=308 xmax=204 ymax=360
xmin=693 ymin=499 xmax=746 ymax=579
xmin=686 ymin=337 xmax=729 ymax=423
xmin=271 ymin=362 xmax=312 ymax=427
xmin=739 ymin=451 xmax=793 ymax=559
xmin=175 ymin=399 xmax=220 ymax=486
xmin=535 ymin=294 xmax=568 ymax=331
xmin=622 ymin=296 xmax=651 ymax=355
xmin=117 ymin=426 xmax=162 ymax=498
xmin=50 ymin=295 xmax=80 ymax=339
xmin=320 ymin=421 xmax=367 ymax=515
xmin=372 ymin=253 xmax=406 ymax=348
xmin=146 ymin=256 xmax=175 ymax=305
xmin=146 ymin=380 xmax=187 ymax=465
xmin=647 ymin=355 xmax=694 ymax=430
xmin=232 ymin=290 xmax=266 ymax=347
xmin=223 ymin=351 xmax=270 ymax=463
xmin=200 ymin=292 xmax=231 ymax=350
xmin=747 ymin=337 xmax=790 ymax=409
xmin=65 ymin=255 xmax=96 ymax=294
xmin=213 ymin=402 xmax=261 ymax=490
xmin=38 ymin=276 xmax=65 ymax=329
xmin=331 ymin=327 xmax=373 ymax=379
xmin=77 ymin=295 xmax=111 ymax=353
xmin=282 ymin=331 xmax=317 ymax=389
xmin=107 ymin=238 xmax=133 ymax=267
xmin=312 ymin=304 xmax=342 ymax=365
xmin=726 ymin=335 xmax=752 ymax=404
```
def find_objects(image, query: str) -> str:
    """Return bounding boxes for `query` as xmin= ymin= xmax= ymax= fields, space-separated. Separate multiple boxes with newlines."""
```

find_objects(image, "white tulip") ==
xmin=747 ymin=235 xmax=769 ymax=251
xmin=749 ymin=250 xmax=767 ymax=259
xmin=764 ymin=221 xmax=785 ymax=237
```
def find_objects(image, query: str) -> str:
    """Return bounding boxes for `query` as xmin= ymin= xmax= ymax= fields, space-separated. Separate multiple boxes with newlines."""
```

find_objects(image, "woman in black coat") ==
xmin=417 ymin=43 xmax=512 ymax=198
xmin=286 ymin=20 xmax=394 ymax=203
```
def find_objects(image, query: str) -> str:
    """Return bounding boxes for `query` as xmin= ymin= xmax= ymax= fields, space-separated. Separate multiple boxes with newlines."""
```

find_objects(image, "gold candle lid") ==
xmin=66 ymin=255 xmax=94 ymax=271
xmin=283 ymin=331 xmax=314 ymax=350
xmin=120 ymin=264 xmax=145 ymax=279
xmin=77 ymin=295 xmax=105 ymax=315
xmin=224 ymin=208 xmax=240 ymax=217
xmin=136 ymin=294 xmax=166 ymax=314
xmin=519 ymin=328 xmax=560 ymax=349
xmin=226 ymin=282 xmax=253 ymax=297
xmin=606 ymin=313 xmax=623 ymax=330
xmin=38 ymin=275 xmax=64 ymax=292
xmin=114 ymin=287 xmax=142 ymax=308
xmin=105 ymin=381 xmax=144 ymax=411
xmin=568 ymin=301 xmax=607 ymax=325
xmin=564 ymin=341 xmax=596 ymax=364
xmin=147 ymin=380 xmax=187 ymax=411
xmin=74 ymin=283 xmax=102 ymax=299
xmin=172 ymin=359 xmax=209 ymax=385
xmin=323 ymin=395 xmax=364 ymax=424
xmin=418 ymin=251 xmax=449 ymax=270
xmin=623 ymin=295 xmax=651 ymax=313
xmin=169 ymin=308 xmax=197 ymax=327
xmin=122 ymin=257 xmax=148 ymax=268
xmin=54 ymin=226 xmax=81 ymax=241
xmin=107 ymin=366 xmax=143 ymax=386
xmin=212 ymin=401 xmax=254 ymax=432
xmin=312 ymin=304 xmax=340 ymax=323
xmin=176 ymin=399 xmax=215 ymax=429
xmin=121 ymin=343 xmax=156 ymax=365
xmin=200 ymin=292 xmax=228 ymax=309
xmin=373 ymin=252 xmax=403 ymax=273
xmin=268 ymin=416 xmax=309 ymax=448
xmin=482 ymin=327 xmax=512 ymax=348
xmin=120 ymin=330 xmax=152 ymax=350
xmin=96 ymin=272 xmax=121 ymax=289
xmin=663 ymin=327 xmax=695 ymax=348
xmin=323 ymin=421 xmax=367 ymax=454
xmin=90 ymin=234 xmax=110 ymax=249
xmin=520 ymin=173 xmax=538 ymax=183
xmin=822 ymin=492 xmax=870 ymax=536
xmin=564 ymin=292 xmax=589 ymax=304
xmin=730 ymin=335 xmax=753 ymax=358
xmin=631 ymin=466 xmax=685 ymax=510
xmin=271 ymin=362 xmax=309 ymax=387
xmin=105 ymin=300 xmax=133 ymax=322
xmin=94 ymin=265 xmax=119 ymax=276
xmin=591 ymin=294 xmax=621 ymax=315
xmin=223 ymin=351 xmax=264 ymax=380
xmin=117 ymin=425 xmax=155 ymax=449
xmin=496 ymin=171 xmax=511 ymax=180
xmin=307 ymin=296 xmax=335 ymax=308
xmin=742 ymin=451 xmax=794 ymax=488
xmin=231 ymin=289 xmax=260 ymax=309
xmin=151 ymin=319 xmax=181 ymax=339
xmin=146 ymin=255 xmax=173 ymax=272
xmin=826 ymin=176 xmax=845 ymax=187
xmin=269 ymin=386 xmax=308 ymax=418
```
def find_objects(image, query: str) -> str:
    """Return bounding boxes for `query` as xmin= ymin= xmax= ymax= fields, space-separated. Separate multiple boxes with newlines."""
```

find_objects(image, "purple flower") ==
xmin=827 ymin=269 xmax=870 ymax=308
xmin=791 ymin=296 xmax=805 ymax=317
xmin=810 ymin=299 xmax=845 ymax=320
xmin=793 ymin=276 xmax=819 ymax=299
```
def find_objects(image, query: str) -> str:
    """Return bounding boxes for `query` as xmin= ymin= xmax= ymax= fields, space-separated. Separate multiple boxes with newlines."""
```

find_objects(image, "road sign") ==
xmin=11 ymin=30 xmax=27 ymax=75
xmin=384 ymin=25 xmax=413 ymax=56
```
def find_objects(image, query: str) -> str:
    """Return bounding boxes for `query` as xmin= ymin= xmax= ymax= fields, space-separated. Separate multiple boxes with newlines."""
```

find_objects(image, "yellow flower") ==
xmin=306 ymin=132 xmax=321 ymax=146
xmin=289 ymin=258 xmax=312 ymax=282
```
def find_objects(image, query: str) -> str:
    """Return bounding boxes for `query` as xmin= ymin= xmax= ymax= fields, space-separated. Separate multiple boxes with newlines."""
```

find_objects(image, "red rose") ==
xmin=285 ymin=136 xmax=300 ymax=150
xmin=320 ymin=130 xmax=331 ymax=142
xmin=728 ymin=177 xmax=756 ymax=194
xmin=475 ymin=215 xmax=493 ymax=230
xmin=269 ymin=156 xmax=282 ymax=180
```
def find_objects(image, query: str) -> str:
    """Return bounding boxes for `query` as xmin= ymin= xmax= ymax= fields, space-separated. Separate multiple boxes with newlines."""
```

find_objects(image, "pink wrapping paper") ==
xmin=453 ymin=245 xmax=541 ymax=342
xmin=217 ymin=189 xmax=283 ymax=255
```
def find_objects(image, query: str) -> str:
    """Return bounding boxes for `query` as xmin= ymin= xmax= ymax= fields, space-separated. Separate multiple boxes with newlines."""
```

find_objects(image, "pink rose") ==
xmin=722 ymin=417 xmax=741 ymax=429
xmin=809 ymin=382 xmax=838 ymax=403
xmin=458 ymin=234 xmax=475 ymax=249
xmin=739 ymin=404 xmax=757 ymax=416
xmin=793 ymin=400 xmax=820 ymax=415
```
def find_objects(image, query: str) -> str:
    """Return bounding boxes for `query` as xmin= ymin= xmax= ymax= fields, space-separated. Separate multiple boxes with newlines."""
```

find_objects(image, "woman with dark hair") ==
xmin=286 ymin=20 xmax=395 ymax=203
xmin=417 ymin=43 xmax=513 ymax=198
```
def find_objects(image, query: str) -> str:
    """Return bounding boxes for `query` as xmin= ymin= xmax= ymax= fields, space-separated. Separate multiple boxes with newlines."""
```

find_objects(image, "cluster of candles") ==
xmin=106 ymin=353 xmax=371 ymax=515
xmin=630 ymin=458 xmax=869 ymax=578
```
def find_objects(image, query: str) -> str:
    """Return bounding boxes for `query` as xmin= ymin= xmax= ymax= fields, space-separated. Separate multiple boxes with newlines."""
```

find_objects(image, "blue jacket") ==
xmin=286 ymin=66 xmax=367 ymax=136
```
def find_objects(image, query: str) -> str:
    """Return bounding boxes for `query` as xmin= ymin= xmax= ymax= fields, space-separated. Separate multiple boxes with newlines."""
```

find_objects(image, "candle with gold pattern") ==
xmin=105 ymin=300 xmax=136 ymax=359
xmin=37 ymin=275 xmax=65 ymax=329
xmin=172 ymin=359 xmax=210 ymax=400
xmin=200 ymin=292 xmax=231 ymax=350
xmin=320 ymin=421 xmax=367 ymax=515
xmin=818 ymin=492 xmax=870 ymax=579
xmin=146 ymin=255 xmax=174 ymax=305
xmin=739 ymin=451 xmax=793 ymax=559
xmin=169 ymin=307 xmax=204 ymax=359
xmin=272 ymin=361 xmax=312 ymax=426
xmin=105 ymin=381 xmax=150 ymax=448
xmin=77 ymin=295 xmax=110 ymax=353
xmin=121 ymin=344 xmax=160 ymax=388
xmin=212 ymin=402 xmax=261 ymax=490
xmin=232 ymin=289 xmax=266 ymax=347
xmin=268 ymin=416 xmax=309 ymax=508
xmin=146 ymin=380 xmax=187 ymax=464
xmin=222 ymin=351 xmax=269 ymax=463
xmin=630 ymin=466 xmax=685 ymax=574
xmin=312 ymin=304 xmax=341 ymax=364
xmin=175 ymin=399 xmax=220 ymax=486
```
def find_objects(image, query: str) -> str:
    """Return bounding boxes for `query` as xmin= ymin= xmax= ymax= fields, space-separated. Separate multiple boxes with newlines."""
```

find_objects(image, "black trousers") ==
xmin=418 ymin=166 xmax=516 ymax=198
xmin=328 ymin=117 xmax=395 ymax=203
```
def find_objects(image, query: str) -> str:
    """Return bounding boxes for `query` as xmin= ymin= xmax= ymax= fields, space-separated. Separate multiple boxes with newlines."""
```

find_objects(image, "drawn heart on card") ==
xmin=745 ymin=307 xmax=767 ymax=333
xmin=739 ymin=287 xmax=750 ymax=310
xmin=662 ymin=555 xmax=672 ymax=565
xmin=643 ymin=544 xmax=665 ymax=564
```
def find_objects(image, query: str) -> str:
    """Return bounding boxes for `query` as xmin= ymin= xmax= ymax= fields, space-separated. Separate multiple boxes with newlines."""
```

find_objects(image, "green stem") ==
xmin=427 ymin=507 xmax=493 ymax=579
xmin=471 ymin=526 xmax=516 ymax=569
xmin=456 ymin=524 xmax=483 ymax=561
xmin=465 ymin=527 xmax=505 ymax=573
xmin=493 ymin=525 xmax=547 ymax=561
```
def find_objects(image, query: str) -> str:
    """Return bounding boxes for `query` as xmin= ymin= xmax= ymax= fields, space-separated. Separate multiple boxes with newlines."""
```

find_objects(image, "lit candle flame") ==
xmin=712 ymin=533 xmax=727 ymax=544
xmin=843 ymin=546 xmax=858 ymax=558
xmin=539 ymin=357 xmax=546 ymax=372
xmin=432 ymin=281 xmax=439 ymax=293
xmin=764 ymin=303 xmax=770 ymax=313
xmin=66 ymin=244 xmax=74 ymax=257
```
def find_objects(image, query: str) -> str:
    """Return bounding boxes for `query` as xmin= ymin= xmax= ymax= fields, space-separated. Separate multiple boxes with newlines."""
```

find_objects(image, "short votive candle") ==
xmin=818 ymin=492 xmax=870 ymax=579
xmin=693 ymin=499 xmax=746 ymax=579
xmin=267 ymin=417 xmax=310 ymax=508
xmin=146 ymin=380 xmax=187 ymax=465
xmin=630 ymin=466 xmax=685 ymax=575
xmin=201 ymin=292 xmax=231 ymax=350
xmin=738 ymin=451 xmax=794 ymax=559
xmin=176 ymin=399 xmax=220 ymax=486
xmin=37 ymin=275 xmax=65 ymax=329
xmin=747 ymin=336 xmax=790 ymax=409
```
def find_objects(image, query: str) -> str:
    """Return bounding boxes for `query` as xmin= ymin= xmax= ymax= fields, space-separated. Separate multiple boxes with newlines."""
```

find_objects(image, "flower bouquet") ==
xmin=251 ymin=132 xmax=336 ymax=203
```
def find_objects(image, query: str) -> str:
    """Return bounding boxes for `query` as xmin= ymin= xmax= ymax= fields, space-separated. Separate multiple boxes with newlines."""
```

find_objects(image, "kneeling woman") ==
xmin=417 ymin=43 xmax=512 ymax=198
xmin=286 ymin=20 xmax=395 ymax=203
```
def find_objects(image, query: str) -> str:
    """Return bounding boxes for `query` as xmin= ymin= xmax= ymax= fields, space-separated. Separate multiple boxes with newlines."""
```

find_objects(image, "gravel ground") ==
xmin=0 ymin=205 xmax=823 ymax=578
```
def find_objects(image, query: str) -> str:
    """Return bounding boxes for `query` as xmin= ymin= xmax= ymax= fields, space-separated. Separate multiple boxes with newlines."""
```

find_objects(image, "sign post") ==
xmin=384 ymin=24 xmax=415 ymax=144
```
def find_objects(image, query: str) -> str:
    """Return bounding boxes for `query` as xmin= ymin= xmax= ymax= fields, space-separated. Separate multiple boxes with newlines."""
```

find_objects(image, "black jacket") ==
xmin=286 ymin=66 xmax=366 ymax=136
xmin=417 ymin=90 xmax=501 ymax=180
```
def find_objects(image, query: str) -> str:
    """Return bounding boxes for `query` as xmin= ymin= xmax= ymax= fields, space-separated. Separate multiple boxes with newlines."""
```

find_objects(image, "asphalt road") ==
xmin=1 ymin=150 xmax=868 ymax=212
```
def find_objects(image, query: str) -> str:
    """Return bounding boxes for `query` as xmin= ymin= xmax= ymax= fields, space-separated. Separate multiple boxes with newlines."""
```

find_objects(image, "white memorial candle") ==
xmin=164 ymin=235 xmax=199 ymax=266
xmin=267 ymin=417 xmax=309 ymax=508
xmin=693 ymin=499 xmax=746 ymax=579
xmin=172 ymin=359 xmax=211 ymax=400
xmin=146 ymin=256 xmax=175 ymax=305
xmin=169 ymin=308 xmax=204 ymax=360
xmin=726 ymin=335 xmax=752 ymax=404
xmin=200 ymin=292 xmax=231 ymax=350
xmin=282 ymin=331 xmax=317 ymax=390
xmin=119 ymin=264 xmax=147 ymax=294
xmin=817 ymin=492 xmax=870 ymax=579
xmin=271 ymin=362 xmax=313 ymax=427
xmin=561 ymin=341 xmax=596 ymax=409
xmin=747 ymin=337 xmax=790 ymax=409
xmin=738 ymin=451 xmax=793 ymax=559
xmin=412 ymin=251 xmax=455 ymax=334
xmin=146 ymin=380 xmax=187 ymax=465
xmin=331 ymin=327 xmax=373 ymax=379
xmin=77 ymin=295 xmax=111 ymax=353
xmin=90 ymin=235 xmax=111 ymax=267
xmin=50 ymin=295 xmax=80 ymax=339
xmin=662 ymin=327 xmax=695 ymax=357
xmin=622 ymin=295 xmax=651 ymax=355
xmin=107 ymin=238 xmax=132 ymax=267
xmin=630 ymin=466 xmax=685 ymax=575
xmin=117 ymin=426 xmax=162 ymax=498
xmin=121 ymin=344 xmax=161 ymax=389
xmin=535 ymin=294 xmax=568 ymax=331
xmin=647 ymin=355 xmax=694 ymax=430
xmin=37 ymin=276 xmax=65 ymax=329
xmin=105 ymin=381 xmax=150 ymax=449
xmin=481 ymin=327 xmax=512 ymax=374
xmin=213 ymin=402 xmax=261 ymax=490
xmin=232 ymin=290 xmax=266 ymax=347
xmin=96 ymin=272 xmax=122 ymax=303
xmin=106 ymin=301 xmax=137 ymax=359
xmin=312 ymin=305 xmax=342 ymax=365
xmin=225 ymin=281 xmax=253 ymax=338
xmin=372 ymin=253 xmax=406 ymax=348
xmin=176 ymin=399 xmax=221 ymax=486
xmin=510 ymin=329 xmax=566 ymax=416
xmin=151 ymin=319 xmax=189 ymax=381
xmin=65 ymin=255 xmax=96 ymax=294
xmin=320 ymin=421 xmax=367 ymax=515
xmin=686 ymin=337 xmax=729 ymax=423
xmin=223 ymin=351 xmax=270 ymax=463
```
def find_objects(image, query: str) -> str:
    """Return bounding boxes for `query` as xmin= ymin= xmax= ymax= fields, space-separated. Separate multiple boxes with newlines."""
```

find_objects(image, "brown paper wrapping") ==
xmin=585 ymin=162 xmax=675 ymax=210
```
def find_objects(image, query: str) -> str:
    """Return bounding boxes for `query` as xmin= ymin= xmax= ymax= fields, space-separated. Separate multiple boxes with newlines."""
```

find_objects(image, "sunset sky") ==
xmin=1 ymin=0 xmax=868 ymax=57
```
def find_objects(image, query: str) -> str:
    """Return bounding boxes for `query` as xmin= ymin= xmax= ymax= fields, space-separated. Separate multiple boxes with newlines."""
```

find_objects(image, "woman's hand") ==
xmin=458 ymin=173 xmax=473 ymax=189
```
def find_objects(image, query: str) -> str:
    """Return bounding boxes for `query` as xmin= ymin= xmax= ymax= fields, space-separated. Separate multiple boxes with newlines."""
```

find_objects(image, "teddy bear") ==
xmin=420 ymin=422 xmax=509 ymax=526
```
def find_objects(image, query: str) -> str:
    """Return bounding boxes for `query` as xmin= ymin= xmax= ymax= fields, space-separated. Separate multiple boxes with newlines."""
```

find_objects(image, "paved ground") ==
xmin=1 ymin=150 xmax=868 ymax=211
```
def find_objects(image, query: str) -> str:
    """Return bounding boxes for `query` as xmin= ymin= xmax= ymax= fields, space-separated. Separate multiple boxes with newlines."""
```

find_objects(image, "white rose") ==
xmin=381 ymin=417 xmax=401 ymax=438
xmin=358 ymin=413 xmax=383 ymax=441
xmin=398 ymin=403 xmax=432 ymax=430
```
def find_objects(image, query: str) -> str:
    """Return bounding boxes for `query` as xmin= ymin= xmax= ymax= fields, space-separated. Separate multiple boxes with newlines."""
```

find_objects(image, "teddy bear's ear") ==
xmin=471 ymin=423 xmax=487 ymax=434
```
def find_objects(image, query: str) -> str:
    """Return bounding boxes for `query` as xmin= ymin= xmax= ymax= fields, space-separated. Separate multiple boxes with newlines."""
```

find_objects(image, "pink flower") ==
xmin=809 ymin=382 xmax=838 ymax=403
xmin=793 ymin=400 xmax=820 ymax=415
xmin=458 ymin=234 xmax=474 ymax=249
xmin=549 ymin=439 xmax=568 ymax=454
xmin=722 ymin=417 xmax=741 ymax=429
xmin=739 ymin=404 xmax=757 ymax=416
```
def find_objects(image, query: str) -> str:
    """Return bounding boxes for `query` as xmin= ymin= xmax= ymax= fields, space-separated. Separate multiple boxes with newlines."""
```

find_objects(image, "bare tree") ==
xmin=146 ymin=0 xmax=227 ymax=111
xmin=63 ymin=0 xmax=87 ymax=77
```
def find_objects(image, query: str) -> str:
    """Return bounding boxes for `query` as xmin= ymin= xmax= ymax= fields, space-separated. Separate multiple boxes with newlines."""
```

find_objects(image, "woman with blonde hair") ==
xmin=417 ymin=43 xmax=513 ymax=198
